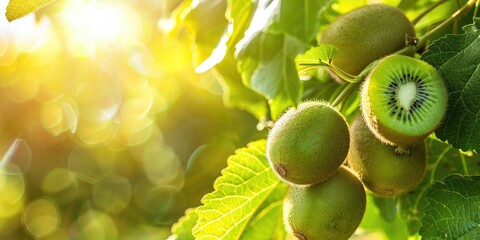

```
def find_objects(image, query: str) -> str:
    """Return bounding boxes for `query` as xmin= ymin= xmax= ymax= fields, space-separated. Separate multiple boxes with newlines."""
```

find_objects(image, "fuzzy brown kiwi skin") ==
xmin=320 ymin=4 xmax=415 ymax=78
xmin=347 ymin=115 xmax=427 ymax=197
xmin=266 ymin=101 xmax=350 ymax=186
xmin=283 ymin=166 xmax=366 ymax=240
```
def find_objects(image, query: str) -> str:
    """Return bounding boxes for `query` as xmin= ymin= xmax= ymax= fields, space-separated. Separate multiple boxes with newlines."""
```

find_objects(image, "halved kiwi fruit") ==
xmin=347 ymin=115 xmax=427 ymax=197
xmin=266 ymin=101 xmax=349 ymax=186
xmin=361 ymin=55 xmax=448 ymax=147
xmin=283 ymin=166 xmax=366 ymax=240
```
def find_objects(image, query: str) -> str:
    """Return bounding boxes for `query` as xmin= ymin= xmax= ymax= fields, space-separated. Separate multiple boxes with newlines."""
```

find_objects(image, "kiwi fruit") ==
xmin=347 ymin=115 xmax=427 ymax=197
xmin=266 ymin=101 xmax=349 ymax=185
xmin=283 ymin=166 xmax=366 ymax=240
xmin=320 ymin=4 xmax=415 ymax=77
xmin=361 ymin=54 xmax=448 ymax=147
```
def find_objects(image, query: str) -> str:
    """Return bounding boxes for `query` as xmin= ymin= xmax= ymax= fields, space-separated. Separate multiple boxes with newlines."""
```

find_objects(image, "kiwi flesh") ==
xmin=347 ymin=115 xmax=426 ymax=197
xmin=266 ymin=101 xmax=349 ymax=185
xmin=283 ymin=166 xmax=366 ymax=240
xmin=320 ymin=4 xmax=415 ymax=77
xmin=361 ymin=55 xmax=448 ymax=147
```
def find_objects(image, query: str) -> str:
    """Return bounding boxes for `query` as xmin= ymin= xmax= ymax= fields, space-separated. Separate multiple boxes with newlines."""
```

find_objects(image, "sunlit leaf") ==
xmin=421 ymin=19 xmax=480 ymax=151
xmin=6 ymin=0 xmax=58 ymax=22
xmin=234 ymin=0 xmax=334 ymax=119
xmin=181 ymin=0 xmax=228 ymax=67
xmin=296 ymin=44 xmax=339 ymax=76
xmin=192 ymin=140 xmax=288 ymax=239
xmin=242 ymin=183 xmax=288 ymax=240
xmin=399 ymin=138 xmax=480 ymax=234
xmin=419 ymin=174 xmax=480 ymax=239
xmin=195 ymin=0 xmax=255 ymax=73
xmin=168 ymin=208 xmax=198 ymax=240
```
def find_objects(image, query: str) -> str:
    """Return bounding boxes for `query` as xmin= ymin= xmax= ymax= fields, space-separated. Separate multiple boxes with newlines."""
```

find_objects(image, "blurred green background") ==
xmin=0 ymin=0 xmax=473 ymax=239
xmin=0 ymin=0 xmax=265 ymax=239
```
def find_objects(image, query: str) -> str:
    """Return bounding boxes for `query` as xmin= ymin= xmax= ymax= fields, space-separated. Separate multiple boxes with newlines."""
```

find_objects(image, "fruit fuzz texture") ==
xmin=347 ymin=115 xmax=427 ymax=197
xmin=266 ymin=101 xmax=350 ymax=185
xmin=320 ymin=4 xmax=415 ymax=77
xmin=284 ymin=166 xmax=366 ymax=240
xmin=361 ymin=55 xmax=448 ymax=147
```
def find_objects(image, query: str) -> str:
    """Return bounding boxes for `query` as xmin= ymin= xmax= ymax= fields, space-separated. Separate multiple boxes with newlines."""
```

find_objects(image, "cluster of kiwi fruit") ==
xmin=266 ymin=3 xmax=448 ymax=240
xmin=267 ymin=101 xmax=366 ymax=240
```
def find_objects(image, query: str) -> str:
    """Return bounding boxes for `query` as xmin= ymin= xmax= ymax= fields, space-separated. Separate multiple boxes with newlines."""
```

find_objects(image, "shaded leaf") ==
xmin=360 ymin=194 xmax=409 ymax=240
xmin=270 ymin=0 xmax=334 ymax=42
xmin=192 ymin=140 xmax=288 ymax=240
xmin=421 ymin=19 xmax=480 ymax=151
xmin=214 ymin=53 xmax=268 ymax=119
xmin=399 ymin=138 xmax=480 ymax=235
xmin=237 ymin=31 xmax=307 ymax=119
xmin=419 ymin=174 xmax=480 ymax=239
xmin=373 ymin=196 xmax=398 ymax=222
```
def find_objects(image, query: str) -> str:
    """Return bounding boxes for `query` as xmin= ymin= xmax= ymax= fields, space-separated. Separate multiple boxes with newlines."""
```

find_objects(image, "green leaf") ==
xmin=373 ymin=196 xmax=398 ymax=222
xmin=237 ymin=32 xmax=307 ymax=119
xmin=168 ymin=208 xmax=199 ymax=240
xmin=6 ymin=0 xmax=58 ymax=21
xmin=398 ymin=138 xmax=480 ymax=235
xmin=195 ymin=0 xmax=255 ymax=73
xmin=215 ymin=53 xmax=269 ymax=119
xmin=270 ymin=0 xmax=334 ymax=42
xmin=421 ymin=19 xmax=480 ymax=151
xmin=242 ymin=183 xmax=289 ymax=240
xmin=234 ymin=0 xmax=333 ymax=119
xmin=419 ymin=174 xmax=480 ymax=239
xmin=296 ymin=44 xmax=339 ymax=77
xmin=192 ymin=140 xmax=288 ymax=240
xmin=180 ymin=0 xmax=228 ymax=67
xmin=360 ymin=194 xmax=409 ymax=240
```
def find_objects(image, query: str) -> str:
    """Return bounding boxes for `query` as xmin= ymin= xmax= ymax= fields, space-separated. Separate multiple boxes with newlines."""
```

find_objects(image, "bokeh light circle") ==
xmin=22 ymin=198 xmax=60 ymax=239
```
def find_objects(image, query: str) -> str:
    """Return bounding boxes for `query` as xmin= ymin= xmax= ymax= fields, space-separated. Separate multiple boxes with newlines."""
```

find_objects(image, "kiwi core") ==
xmin=397 ymin=82 xmax=417 ymax=111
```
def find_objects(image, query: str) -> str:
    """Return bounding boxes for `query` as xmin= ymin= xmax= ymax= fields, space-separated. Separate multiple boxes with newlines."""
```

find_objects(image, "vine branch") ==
xmin=396 ymin=0 xmax=478 ymax=56
xmin=412 ymin=0 xmax=448 ymax=25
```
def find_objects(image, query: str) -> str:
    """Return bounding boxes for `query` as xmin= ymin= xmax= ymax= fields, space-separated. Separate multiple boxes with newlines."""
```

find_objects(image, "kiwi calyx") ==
xmin=394 ymin=146 xmax=411 ymax=156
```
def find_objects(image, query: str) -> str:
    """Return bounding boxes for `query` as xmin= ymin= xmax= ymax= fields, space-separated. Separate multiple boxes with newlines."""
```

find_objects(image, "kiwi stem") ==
xmin=328 ymin=64 xmax=357 ymax=82
xmin=411 ymin=0 xmax=448 ymax=26
xmin=299 ymin=62 xmax=357 ymax=82
xmin=331 ymin=82 xmax=358 ymax=107
xmin=396 ymin=0 xmax=478 ymax=56
xmin=474 ymin=0 xmax=479 ymax=18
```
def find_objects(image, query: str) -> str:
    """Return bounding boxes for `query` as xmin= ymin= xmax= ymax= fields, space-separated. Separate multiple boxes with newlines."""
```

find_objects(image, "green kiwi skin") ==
xmin=266 ymin=101 xmax=350 ymax=186
xmin=361 ymin=55 xmax=448 ymax=147
xmin=320 ymin=4 xmax=415 ymax=77
xmin=347 ymin=115 xmax=427 ymax=197
xmin=283 ymin=166 xmax=366 ymax=240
